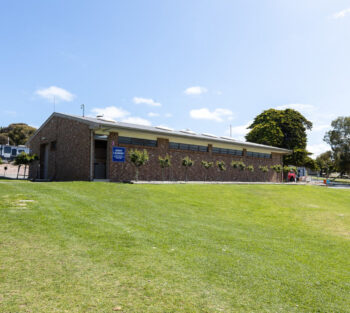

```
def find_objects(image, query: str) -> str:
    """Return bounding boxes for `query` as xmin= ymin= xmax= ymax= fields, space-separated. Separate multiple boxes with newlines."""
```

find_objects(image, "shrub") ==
xmin=259 ymin=165 xmax=269 ymax=173
xmin=159 ymin=154 xmax=171 ymax=181
xmin=182 ymin=157 xmax=194 ymax=181
xmin=129 ymin=149 xmax=149 ymax=181
xmin=14 ymin=152 xmax=28 ymax=179
xmin=270 ymin=164 xmax=283 ymax=173
xmin=231 ymin=160 xmax=246 ymax=170
xmin=216 ymin=161 xmax=226 ymax=171
xmin=201 ymin=161 xmax=213 ymax=181
xmin=246 ymin=165 xmax=254 ymax=172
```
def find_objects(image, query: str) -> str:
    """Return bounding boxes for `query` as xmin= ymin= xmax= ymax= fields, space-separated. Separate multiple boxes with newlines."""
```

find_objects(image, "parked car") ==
xmin=288 ymin=171 xmax=296 ymax=182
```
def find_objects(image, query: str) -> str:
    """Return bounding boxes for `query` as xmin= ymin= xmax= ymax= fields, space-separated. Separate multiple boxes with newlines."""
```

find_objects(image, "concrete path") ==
xmin=132 ymin=180 xmax=320 ymax=185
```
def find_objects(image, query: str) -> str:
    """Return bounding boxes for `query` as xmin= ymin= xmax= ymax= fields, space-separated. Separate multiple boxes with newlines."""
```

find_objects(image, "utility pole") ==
xmin=81 ymin=104 xmax=85 ymax=117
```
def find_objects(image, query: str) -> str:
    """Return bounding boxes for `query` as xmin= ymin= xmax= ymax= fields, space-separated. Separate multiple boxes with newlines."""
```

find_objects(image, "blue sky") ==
xmin=1 ymin=0 xmax=350 ymax=156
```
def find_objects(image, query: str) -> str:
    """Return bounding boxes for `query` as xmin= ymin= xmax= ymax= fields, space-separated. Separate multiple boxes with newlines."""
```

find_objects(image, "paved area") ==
xmin=132 ymin=180 xmax=323 ymax=185
xmin=0 ymin=164 xmax=27 ymax=179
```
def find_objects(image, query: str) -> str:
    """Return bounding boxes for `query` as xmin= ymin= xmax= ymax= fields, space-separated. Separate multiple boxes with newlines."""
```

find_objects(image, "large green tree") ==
xmin=316 ymin=151 xmax=337 ymax=177
xmin=0 ymin=133 xmax=9 ymax=145
xmin=246 ymin=109 xmax=313 ymax=166
xmin=324 ymin=116 xmax=350 ymax=175
xmin=2 ymin=123 xmax=36 ymax=146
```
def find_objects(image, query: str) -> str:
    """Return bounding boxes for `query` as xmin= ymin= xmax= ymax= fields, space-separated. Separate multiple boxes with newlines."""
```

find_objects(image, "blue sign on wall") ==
xmin=112 ymin=147 xmax=126 ymax=162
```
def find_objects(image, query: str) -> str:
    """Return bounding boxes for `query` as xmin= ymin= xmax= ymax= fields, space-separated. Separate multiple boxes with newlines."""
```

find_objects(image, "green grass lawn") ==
xmin=0 ymin=181 xmax=349 ymax=312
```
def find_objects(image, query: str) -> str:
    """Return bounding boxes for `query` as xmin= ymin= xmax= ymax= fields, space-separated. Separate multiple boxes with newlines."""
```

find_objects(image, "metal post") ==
xmin=81 ymin=104 xmax=85 ymax=117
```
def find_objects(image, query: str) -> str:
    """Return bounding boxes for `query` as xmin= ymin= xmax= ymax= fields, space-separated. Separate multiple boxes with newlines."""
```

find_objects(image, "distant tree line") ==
xmin=0 ymin=123 xmax=36 ymax=145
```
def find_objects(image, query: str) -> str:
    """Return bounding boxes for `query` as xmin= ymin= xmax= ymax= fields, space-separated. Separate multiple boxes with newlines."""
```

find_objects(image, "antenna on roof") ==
xmin=53 ymin=96 xmax=56 ymax=112
xmin=230 ymin=124 xmax=232 ymax=137
xmin=81 ymin=104 xmax=85 ymax=117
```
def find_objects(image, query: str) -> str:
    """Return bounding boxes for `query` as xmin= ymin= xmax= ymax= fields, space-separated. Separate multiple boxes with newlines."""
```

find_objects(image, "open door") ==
xmin=94 ymin=140 xmax=107 ymax=179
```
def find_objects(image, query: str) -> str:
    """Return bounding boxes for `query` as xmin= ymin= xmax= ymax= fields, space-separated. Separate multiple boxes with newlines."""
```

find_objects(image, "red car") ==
xmin=288 ymin=171 xmax=296 ymax=182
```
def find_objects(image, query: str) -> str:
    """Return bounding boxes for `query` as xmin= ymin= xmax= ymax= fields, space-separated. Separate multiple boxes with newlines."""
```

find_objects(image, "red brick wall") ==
xmin=29 ymin=116 xmax=91 ymax=181
xmin=29 ymin=120 xmax=284 ymax=182
xmin=108 ymin=132 xmax=284 ymax=182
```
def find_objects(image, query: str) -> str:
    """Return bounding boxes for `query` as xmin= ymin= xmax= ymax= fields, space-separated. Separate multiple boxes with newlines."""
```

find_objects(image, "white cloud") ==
xmin=275 ymin=103 xmax=315 ymax=114
xmin=91 ymin=106 xmax=129 ymax=120
xmin=231 ymin=121 xmax=252 ymax=136
xmin=165 ymin=113 xmax=172 ymax=118
xmin=307 ymin=143 xmax=331 ymax=158
xmin=190 ymin=108 xmax=233 ymax=122
xmin=35 ymin=86 xmax=74 ymax=102
xmin=148 ymin=112 xmax=160 ymax=117
xmin=122 ymin=117 xmax=151 ymax=126
xmin=184 ymin=86 xmax=208 ymax=95
xmin=90 ymin=106 xmax=151 ymax=126
xmin=133 ymin=97 xmax=161 ymax=107
xmin=332 ymin=8 xmax=350 ymax=19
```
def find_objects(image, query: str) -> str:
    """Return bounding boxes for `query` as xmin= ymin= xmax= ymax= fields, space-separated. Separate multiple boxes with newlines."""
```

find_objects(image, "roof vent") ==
xmin=221 ymin=136 xmax=237 ymax=141
xmin=202 ymin=133 xmax=218 ymax=138
xmin=180 ymin=129 xmax=196 ymax=135
xmin=97 ymin=116 xmax=116 ymax=123
xmin=155 ymin=125 xmax=174 ymax=131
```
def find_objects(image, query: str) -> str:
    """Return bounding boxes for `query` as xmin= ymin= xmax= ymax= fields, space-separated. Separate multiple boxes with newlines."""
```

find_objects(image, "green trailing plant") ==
xmin=0 ymin=157 xmax=2 ymax=165
xmin=259 ymin=165 xmax=269 ymax=173
xmin=231 ymin=160 xmax=246 ymax=170
xmin=201 ymin=160 xmax=213 ymax=181
xmin=129 ymin=149 xmax=149 ymax=181
xmin=270 ymin=164 xmax=283 ymax=173
xmin=246 ymin=165 xmax=254 ymax=172
xmin=182 ymin=156 xmax=194 ymax=181
xmin=158 ymin=154 xmax=171 ymax=181
xmin=216 ymin=161 xmax=226 ymax=172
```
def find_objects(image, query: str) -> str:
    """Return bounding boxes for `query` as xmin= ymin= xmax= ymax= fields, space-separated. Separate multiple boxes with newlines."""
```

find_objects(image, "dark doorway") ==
xmin=94 ymin=140 xmax=107 ymax=179
xmin=40 ymin=144 xmax=49 ymax=179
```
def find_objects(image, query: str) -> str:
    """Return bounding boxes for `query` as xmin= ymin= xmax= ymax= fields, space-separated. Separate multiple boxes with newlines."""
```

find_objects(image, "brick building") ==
xmin=28 ymin=112 xmax=291 ymax=182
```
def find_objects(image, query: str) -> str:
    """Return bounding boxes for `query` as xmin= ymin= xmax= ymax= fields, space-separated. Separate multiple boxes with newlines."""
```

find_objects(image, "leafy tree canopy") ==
xmin=324 ymin=116 xmax=350 ymax=175
xmin=0 ymin=133 xmax=8 ymax=145
xmin=246 ymin=109 xmax=312 ymax=150
xmin=246 ymin=109 xmax=313 ymax=166
xmin=316 ymin=151 xmax=337 ymax=177
xmin=0 ymin=123 xmax=36 ymax=146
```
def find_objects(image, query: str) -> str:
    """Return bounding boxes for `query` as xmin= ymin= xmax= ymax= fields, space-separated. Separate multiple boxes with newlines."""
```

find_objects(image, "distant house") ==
xmin=27 ymin=112 xmax=291 ymax=182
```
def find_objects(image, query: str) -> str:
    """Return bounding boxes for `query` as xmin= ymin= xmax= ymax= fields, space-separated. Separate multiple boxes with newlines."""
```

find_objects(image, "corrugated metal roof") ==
xmin=29 ymin=112 xmax=292 ymax=153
